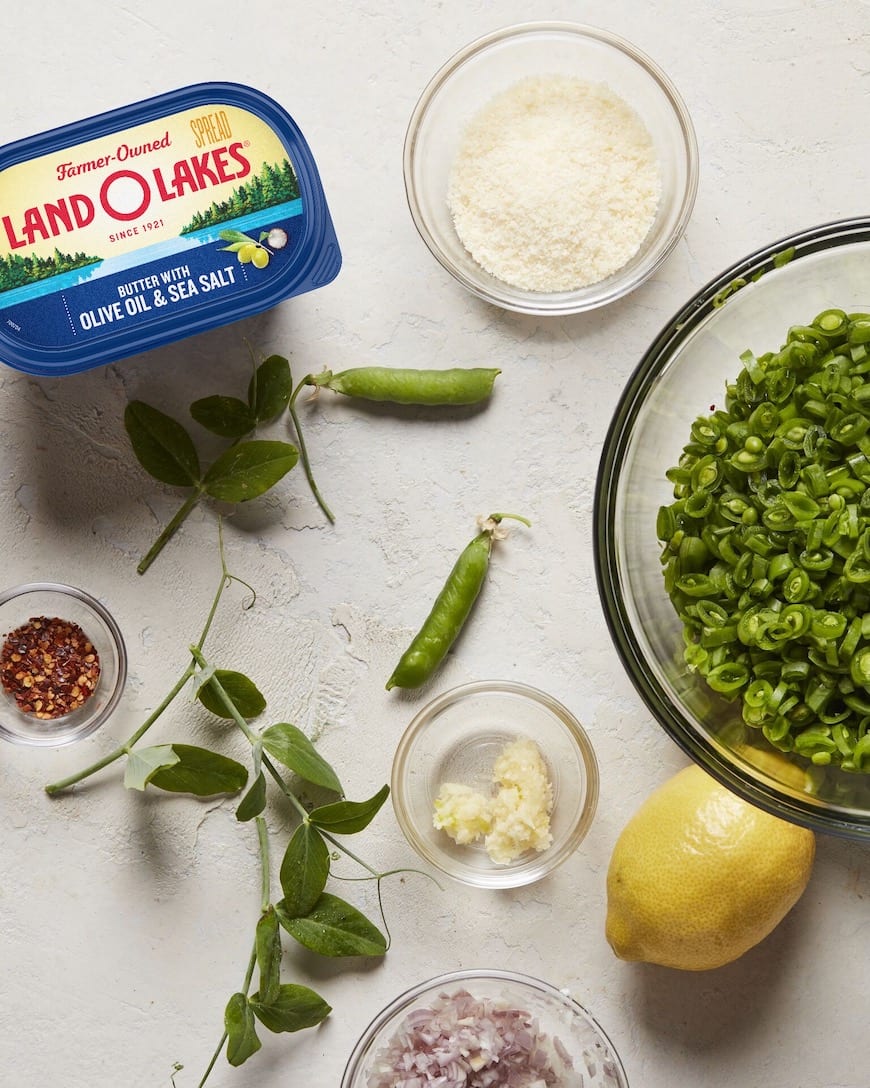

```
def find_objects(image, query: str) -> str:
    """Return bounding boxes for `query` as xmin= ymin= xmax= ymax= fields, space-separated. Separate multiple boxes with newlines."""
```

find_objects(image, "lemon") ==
xmin=733 ymin=743 xmax=811 ymax=792
xmin=605 ymin=764 xmax=815 ymax=971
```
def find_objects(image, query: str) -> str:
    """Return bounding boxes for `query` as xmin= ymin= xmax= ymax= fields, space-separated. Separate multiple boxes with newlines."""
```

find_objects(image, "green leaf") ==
xmin=261 ymin=723 xmax=343 ymax=794
xmin=279 ymin=823 xmax=330 ymax=917
xmin=249 ymin=984 xmax=331 ymax=1034
xmin=259 ymin=231 xmax=269 ymax=242
xmin=124 ymin=401 xmax=201 ymax=487
xmin=309 ymin=784 xmax=390 ymax=835
xmin=276 ymin=892 xmax=387 ymax=958
xmin=202 ymin=440 xmax=299 ymax=503
xmin=248 ymin=355 xmax=293 ymax=422
xmin=198 ymin=669 xmax=267 ymax=720
xmin=149 ymin=744 xmax=248 ymax=796
xmin=236 ymin=771 xmax=267 ymax=822
xmin=124 ymin=744 xmax=179 ymax=791
xmin=224 ymin=993 xmax=261 ymax=1066
xmin=190 ymin=395 xmax=256 ymax=438
xmin=255 ymin=907 xmax=282 ymax=1006
xmin=219 ymin=229 xmax=254 ymax=244
xmin=219 ymin=242 xmax=246 ymax=253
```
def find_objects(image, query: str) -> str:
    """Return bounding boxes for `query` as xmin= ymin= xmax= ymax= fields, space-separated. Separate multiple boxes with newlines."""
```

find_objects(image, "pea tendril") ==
xmin=125 ymin=353 xmax=500 ymax=570
xmin=43 ymin=523 xmax=435 ymax=1084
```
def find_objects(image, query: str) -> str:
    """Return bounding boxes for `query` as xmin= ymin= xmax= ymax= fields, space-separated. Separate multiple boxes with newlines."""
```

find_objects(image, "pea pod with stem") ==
xmin=303 ymin=366 xmax=501 ymax=406
xmin=386 ymin=512 xmax=531 ymax=691
xmin=288 ymin=365 xmax=502 ymax=524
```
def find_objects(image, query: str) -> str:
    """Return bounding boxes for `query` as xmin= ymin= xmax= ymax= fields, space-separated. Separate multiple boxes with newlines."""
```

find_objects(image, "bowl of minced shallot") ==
xmin=341 ymin=970 xmax=630 ymax=1088
xmin=403 ymin=22 xmax=698 ymax=315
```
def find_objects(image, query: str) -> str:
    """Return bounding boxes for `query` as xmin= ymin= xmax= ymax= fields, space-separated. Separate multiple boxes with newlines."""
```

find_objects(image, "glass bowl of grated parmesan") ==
xmin=341 ymin=969 xmax=629 ymax=1088
xmin=403 ymin=22 xmax=698 ymax=315
xmin=391 ymin=680 xmax=599 ymax=888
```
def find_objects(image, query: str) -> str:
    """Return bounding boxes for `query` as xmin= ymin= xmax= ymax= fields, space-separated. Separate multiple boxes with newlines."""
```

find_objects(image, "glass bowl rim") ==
xmin=0 ymin=580 xmax=128 ymax=745
xmin=402 ymin=19 xmax=700 ymax=316
xmin=593 ymin=215 xmax=870 ymax=838
xmin=390 ymin=678 xmax=600 ymax=887
xmin=340 ymin=967 xmax=629 ymax=1087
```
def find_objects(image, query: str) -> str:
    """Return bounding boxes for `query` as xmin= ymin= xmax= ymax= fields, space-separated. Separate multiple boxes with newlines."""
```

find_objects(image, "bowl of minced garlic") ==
xmin=391 ymin=680 xmax=599 ymax=888
xmin=403 ymin=22 xmax=698 ymax=315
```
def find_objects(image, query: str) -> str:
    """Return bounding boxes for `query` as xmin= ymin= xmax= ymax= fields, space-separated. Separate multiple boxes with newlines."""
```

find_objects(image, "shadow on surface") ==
xmin=626 ymin=882 xmax=816 ymax=1056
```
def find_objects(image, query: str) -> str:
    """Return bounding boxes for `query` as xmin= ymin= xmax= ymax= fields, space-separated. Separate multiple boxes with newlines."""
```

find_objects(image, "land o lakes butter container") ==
xmin=0 ymin=83 xmax=341 ymax=376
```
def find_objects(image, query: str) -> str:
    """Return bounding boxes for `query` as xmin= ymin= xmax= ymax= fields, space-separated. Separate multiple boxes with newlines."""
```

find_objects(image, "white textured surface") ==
xmin=1 ymin=3 xmax=869 ymax=1087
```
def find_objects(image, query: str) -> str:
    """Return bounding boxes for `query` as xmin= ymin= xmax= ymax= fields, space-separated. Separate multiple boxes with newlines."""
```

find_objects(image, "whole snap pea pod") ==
xmin=386 ymin=512 xmax=531 ymax=691
xmin=305 ymin=366 xmax=500 ymax=405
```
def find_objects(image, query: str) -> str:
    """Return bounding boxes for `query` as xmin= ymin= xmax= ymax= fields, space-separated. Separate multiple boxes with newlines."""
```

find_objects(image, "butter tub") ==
xmin=0 ymin=83 xmax=341 ymax=376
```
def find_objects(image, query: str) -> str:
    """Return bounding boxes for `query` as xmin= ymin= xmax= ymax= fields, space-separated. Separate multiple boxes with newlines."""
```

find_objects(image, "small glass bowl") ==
xmin=403 ymin=21 xmax=698 ymax=315
xmin=341 ymin=969 xmax=629 ymax=1088
xmin=391 ymin=680 xmax=599 ymax=888
xmin=0 ymin=582 xmax=127 ymax=746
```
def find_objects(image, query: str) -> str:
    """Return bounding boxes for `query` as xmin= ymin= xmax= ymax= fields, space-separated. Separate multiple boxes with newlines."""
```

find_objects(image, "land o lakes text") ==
xmin=4 ymin=143 xmax=251 ymax=251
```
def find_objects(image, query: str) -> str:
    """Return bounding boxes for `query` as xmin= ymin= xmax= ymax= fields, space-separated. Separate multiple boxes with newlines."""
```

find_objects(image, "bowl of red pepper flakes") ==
xmin=0 ymin=583 xmax=126 ymax=746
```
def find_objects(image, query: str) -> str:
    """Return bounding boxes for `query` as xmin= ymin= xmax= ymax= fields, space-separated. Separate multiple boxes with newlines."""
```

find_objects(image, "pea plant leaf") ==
xmin=309 ymin=784 xmax=390 ymax=836
xmin=124 ymin=744 xmax=180 ymax=791
xmin=224 ymin=993 xmax=261 ymax=1066
xmin=190 ymin=395 xmax=256 ymax=438
xmin=249 ymin=984 xmax=331 ymax=1034
xmin=236 ymin=771 xmax=267 ymax=822
xmin=255 ymin=907 xmax=282 ymax=1006
xmin=278 ymin=823 xmax=330 ymax=918
xmin=124 ymin=401 xmax=202 ymax=487
xmin=148 ymin=744 xmax=248 ymax=796
xmin=276 ymin=892 xmax=387 ymax=957
xmin=248 ymin=354 xmax=293 ymax=422
xmin=202 ymin=440 xmax=299 ymax=502
xmin=260 ymin=723 xmax=343 ymax=794
xmin=197 ymin=669 xmax=267 ymax=720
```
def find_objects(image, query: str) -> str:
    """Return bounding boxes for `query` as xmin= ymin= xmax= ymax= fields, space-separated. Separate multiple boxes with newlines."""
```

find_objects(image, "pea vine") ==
xmin=44 ymin=532 xmax=413 ymax=1084
xmin=125 ymin=353 xmax=500 ymax=573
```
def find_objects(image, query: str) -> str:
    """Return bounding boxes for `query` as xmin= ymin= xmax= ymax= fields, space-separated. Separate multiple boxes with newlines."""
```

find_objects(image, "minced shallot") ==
xmin=365 ymin=988 xmax=574 ymax=1087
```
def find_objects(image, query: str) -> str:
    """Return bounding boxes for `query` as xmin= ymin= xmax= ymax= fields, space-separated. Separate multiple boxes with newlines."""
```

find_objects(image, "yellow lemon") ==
xmin=733 ymin=743 xmax=811 ymax=792
xmin=605 ymin=764 xmax=815 ymax=971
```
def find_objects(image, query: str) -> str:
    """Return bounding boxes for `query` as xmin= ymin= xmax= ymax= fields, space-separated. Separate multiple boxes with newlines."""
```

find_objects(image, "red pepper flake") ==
xmin=0 ymin=615 xmax=101 ymax=720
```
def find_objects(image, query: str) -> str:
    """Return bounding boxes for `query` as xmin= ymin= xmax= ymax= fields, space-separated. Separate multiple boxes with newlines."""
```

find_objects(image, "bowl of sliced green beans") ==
xmin=595 ymin=218 xmax=870 ymax=839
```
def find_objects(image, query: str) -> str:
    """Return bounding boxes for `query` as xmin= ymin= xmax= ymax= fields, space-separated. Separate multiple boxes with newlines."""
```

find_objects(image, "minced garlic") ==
xmin=433 ymin=782 xmax=493 ymax=845
xmin=433 ymin=737 xmax=553 ymax=865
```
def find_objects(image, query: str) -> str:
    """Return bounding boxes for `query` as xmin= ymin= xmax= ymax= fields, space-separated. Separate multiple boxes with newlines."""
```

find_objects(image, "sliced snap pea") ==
xmin=386 ymin=512 xmax=530 ymax=691
xmin=660 ymin=309 xmax=870 ymax=769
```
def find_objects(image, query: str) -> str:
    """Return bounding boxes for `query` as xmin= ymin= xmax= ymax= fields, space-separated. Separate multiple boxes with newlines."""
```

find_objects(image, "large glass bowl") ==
xmin=341 ymin=970 xmax=629 ymax=1088
xmin=595 ymin=218 xmax=870 ymax=839
xmin=404 ymin=21 xmax=698 ymax=315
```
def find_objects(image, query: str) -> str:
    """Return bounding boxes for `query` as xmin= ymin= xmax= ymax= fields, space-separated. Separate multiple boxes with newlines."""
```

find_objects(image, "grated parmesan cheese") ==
xmin=447 ymin=74 xmax=662 ymax=292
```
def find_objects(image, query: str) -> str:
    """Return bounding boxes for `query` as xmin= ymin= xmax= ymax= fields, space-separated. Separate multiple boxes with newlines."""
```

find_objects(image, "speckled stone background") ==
xmin=1 ymin=2 xmax=869 ymax=1087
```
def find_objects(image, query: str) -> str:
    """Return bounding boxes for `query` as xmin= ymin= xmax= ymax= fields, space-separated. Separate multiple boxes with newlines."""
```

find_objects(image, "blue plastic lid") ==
xmin=0 ymin=82 xmax=341 ymax=376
